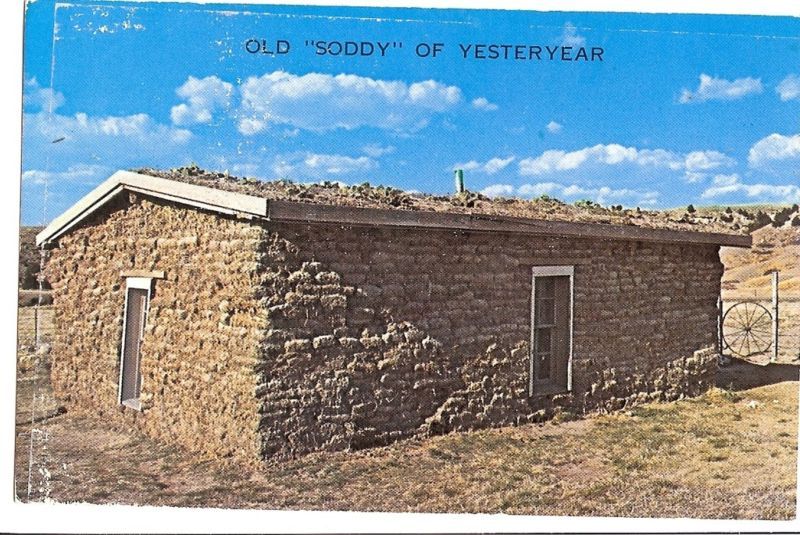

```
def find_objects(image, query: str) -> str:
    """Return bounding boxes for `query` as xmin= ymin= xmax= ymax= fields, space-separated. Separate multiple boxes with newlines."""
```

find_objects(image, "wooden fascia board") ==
xmin=118 ymin=171 xmax=267 ymax=217
xmin=36 ymin=177 xmax=125 ymax=246
xmin=266 ymin=199 xmax=752 ymax=248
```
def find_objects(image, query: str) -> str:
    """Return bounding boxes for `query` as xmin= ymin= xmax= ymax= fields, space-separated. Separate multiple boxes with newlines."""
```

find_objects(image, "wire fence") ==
xmin=721 ymin=291 xmax=800 ymax=364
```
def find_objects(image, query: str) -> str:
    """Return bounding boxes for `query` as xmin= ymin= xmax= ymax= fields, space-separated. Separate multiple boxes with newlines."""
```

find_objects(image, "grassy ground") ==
xmin=14 ymin=305 xmax=799 ymax=518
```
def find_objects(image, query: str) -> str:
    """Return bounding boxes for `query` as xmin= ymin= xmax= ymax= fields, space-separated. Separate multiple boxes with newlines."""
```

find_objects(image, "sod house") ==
xmin=37 ymin=168 xmax=751 ymax=462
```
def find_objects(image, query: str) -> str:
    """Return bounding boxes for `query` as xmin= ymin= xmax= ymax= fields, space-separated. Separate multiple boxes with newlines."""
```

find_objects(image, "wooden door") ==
xmin=120 ymin=287 xmax=148 ymax=404
xmin=532 ymin=274 xmax=571 ymax=391
xmin=551 ymin=275 xmax=571 ymax=388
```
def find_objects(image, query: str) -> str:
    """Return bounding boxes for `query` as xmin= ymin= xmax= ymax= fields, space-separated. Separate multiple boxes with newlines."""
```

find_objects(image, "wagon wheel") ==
xmin=722 ymin=302 xmax=772 ymax=357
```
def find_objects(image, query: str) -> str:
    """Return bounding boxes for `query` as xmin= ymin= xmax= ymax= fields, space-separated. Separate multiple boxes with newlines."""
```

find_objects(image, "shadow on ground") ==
xmin=717 ymin=356 xmax=800 ymax=391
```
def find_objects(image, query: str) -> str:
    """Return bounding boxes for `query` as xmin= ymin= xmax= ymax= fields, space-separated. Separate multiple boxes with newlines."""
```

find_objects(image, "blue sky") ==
xmin=21 ymin=1 xmax=800 ymax=225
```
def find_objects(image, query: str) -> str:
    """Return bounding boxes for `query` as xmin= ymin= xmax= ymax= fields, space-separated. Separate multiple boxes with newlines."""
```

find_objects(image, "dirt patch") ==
xmin=718 ymin=358 xmax=800 ymax=391
xmin=15 ymin=359 xmax=797 ymax=518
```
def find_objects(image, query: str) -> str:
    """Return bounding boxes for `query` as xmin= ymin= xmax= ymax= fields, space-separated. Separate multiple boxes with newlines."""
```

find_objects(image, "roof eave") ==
xmin=36 ymin=170 xmax=268 ymax=246
xmin=35 ymin=170 xmax=752 ymax=249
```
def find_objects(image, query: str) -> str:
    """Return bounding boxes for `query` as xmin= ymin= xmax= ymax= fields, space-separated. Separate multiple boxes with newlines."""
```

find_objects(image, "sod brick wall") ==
xmin=259 ymin=223 xmax=721 ymax=456
xmin=45 ymin=197 xmax=723 ymax=462
xmin=45 ymin=195 xmax=266 ymax=461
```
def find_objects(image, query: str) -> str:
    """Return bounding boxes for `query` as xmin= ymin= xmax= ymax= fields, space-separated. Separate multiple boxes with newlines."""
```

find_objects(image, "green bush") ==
xmin=574 ymin=199 xmax=599 ymax=209
xmin=772 ymin=206 xmax=795 ymax=227
xmin=746 ymin=211 xmax=773 ymax=233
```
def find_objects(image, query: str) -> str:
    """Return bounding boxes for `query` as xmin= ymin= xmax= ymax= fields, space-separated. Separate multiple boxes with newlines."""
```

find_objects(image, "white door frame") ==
xmin=117 ymin=276 xmax=153 ymax=409
xmin=530 ymin=265 xmax=575 ymax=395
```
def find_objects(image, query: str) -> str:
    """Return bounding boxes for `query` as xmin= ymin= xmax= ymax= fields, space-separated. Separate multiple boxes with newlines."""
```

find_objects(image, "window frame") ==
xmin=117 ymin=276 xmax=153 ymax=410
xmin=529 ymin=265 xmax=574 ymax=396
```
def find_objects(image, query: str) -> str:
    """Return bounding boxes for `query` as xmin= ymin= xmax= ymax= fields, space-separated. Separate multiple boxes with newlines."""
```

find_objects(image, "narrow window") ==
xmin=118 ymin=277 xmax=152 ymax=410
xmin=530 ymin=266 xmax=574 ymax=395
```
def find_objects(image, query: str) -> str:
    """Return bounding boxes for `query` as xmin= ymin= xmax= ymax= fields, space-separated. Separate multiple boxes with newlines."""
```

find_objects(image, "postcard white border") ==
xmin=2 ymin=1 xmax=799 ymax=533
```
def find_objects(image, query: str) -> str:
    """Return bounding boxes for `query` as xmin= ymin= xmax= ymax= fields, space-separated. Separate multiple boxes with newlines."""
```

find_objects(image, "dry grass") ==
xmin=14 ymin=306 xmax=798 ymax=519
xmin=14 ymin=379 xmax=798 ymax=518
xmin=16 ymin=305 xmax=53 ymax=348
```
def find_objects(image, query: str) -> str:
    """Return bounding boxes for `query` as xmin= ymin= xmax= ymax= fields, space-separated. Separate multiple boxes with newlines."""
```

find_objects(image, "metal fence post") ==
xmin=717 ymin=294 xmax=723 ymax=356
xmin=772 ymin=270 xmax=779 ymax=363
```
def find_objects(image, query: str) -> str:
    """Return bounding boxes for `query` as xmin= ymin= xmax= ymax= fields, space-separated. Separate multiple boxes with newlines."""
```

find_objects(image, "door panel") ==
xmin=532 ymin=274 xmax=571 ymax=390
xmin=552 ymin=276 xmax=571 ymax=388
xmin=120 ymin=288 xmax=148 ymax=403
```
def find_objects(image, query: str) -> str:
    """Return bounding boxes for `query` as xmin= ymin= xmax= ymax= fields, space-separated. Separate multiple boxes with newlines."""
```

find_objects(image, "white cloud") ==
xmin=776 ymin=75 xmax=800 ymax=102
xmin=560 ymin=22 xmax=586 ymax=47
xmin=481 ymin=181 xmax=659 ymax=206
xmin=238 ymin=70 xmax=462 ymax=134
xmin=749 ymin=133 xmax=800 ymax=166
xmin=28 ymin=111 xmax=191 ymax=144
xmin=361 ymin=143 xmax=395 ymax=158
xmin=230 ymin=162 xmax=261 ymax=176
xmin=201 ymin=154 xmax=265 ymax=178
xmin=22 ymin=86 xmax=194 ymax=212
xmin=471 ymin=97 xmax=498 ymax=111
xmin=237 ymin=117 xmax=267 ymax=136
xmin=23 ymin=110 xmax=192 ymax=170
xmin=682 ymin=150 xmax=736 ymax=182
xmin=518 ymin=144 xmax=733 ymax=179
xmin=23 ymin=78 xmax=65 ymax=112
xmin=272 ymin=152 xmax=377 ymax=178
xmin=304 ymin=153 xmax=376 ymax=174
xmin=455 ymin=161 xmax=481 ymax=172
xmin=684 ymin=150 xmax=736 ymax=172
xmin=701 ymin=173 xmax=800 ymax=202
xmin=517 ymin=182 xmax=562 ymax=197
xmin=683 ymin=172 xmax=707 ymax=184
xmin=546 ymin=121 xmax=563 ymax=134
xmin=453 ymin=156 xmax=515 ymax=175
xmin=170 ymin=75 xmax=234 ymax=126
xmin=520 ymin=145 xmax=650 ymax=175
xmin=22 ymin=164 xmax=108 ymax=185
xmin=480 ymin=184 xmax=515 ymax=197
xmin=679 ymin=74 xmax=763 ymax=103
xmin=484 ymin=157 xmax=515 ymax=174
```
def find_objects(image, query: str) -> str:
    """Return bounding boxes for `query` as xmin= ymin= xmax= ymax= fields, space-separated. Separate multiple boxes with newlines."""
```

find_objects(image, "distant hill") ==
xmin=674 ymin=203 xmax=800 ymax=299
xmin=664 ymin=203 xmax=799 ymax=234
xmin=721 ymin=224 xmax=800 ymax=299
xmin=19 ymin=226 xmax=47 ymax=290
